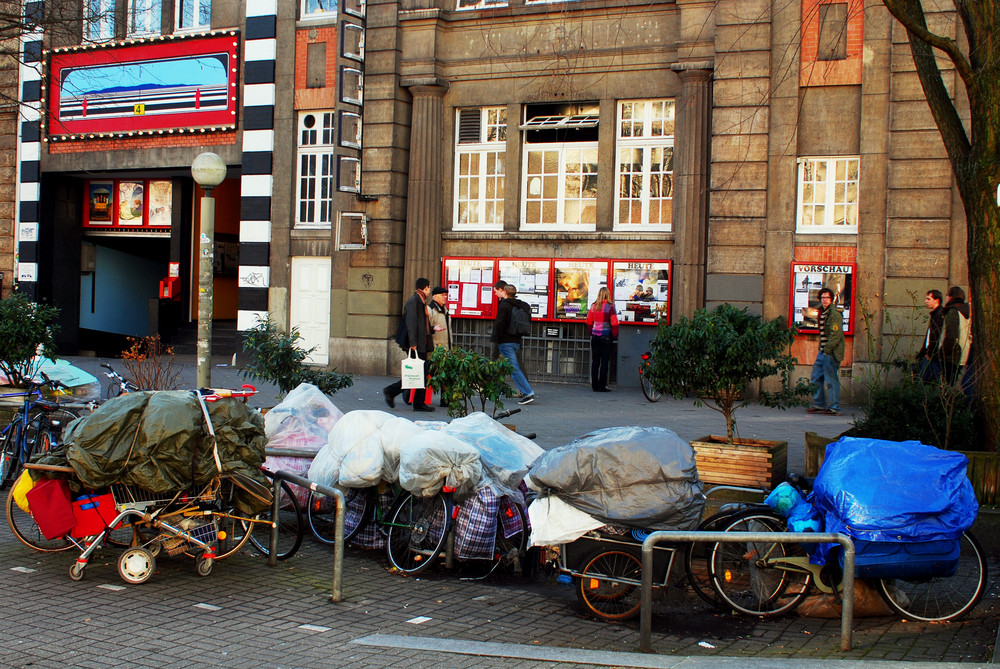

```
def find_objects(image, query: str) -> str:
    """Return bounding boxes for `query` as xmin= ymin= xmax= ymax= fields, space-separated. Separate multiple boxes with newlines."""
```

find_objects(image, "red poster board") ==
xmin=83 ymin=178 xmax=173 ymax=229
xmin=498 ymin=259 xmax=552 ymax=320
xmin=611 ymin=259 xmax=671 ymax=324
xmin=47 ymin=33 xmax=240 ymax=140
xmin=441 ymin=257 xmax=498 ymax=318
xmin=789 ymin=262 xmax=856 ymax=335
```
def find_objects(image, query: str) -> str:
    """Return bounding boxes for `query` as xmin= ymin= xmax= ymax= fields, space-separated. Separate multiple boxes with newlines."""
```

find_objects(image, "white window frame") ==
xmin=295 ymin=111 xmax=337 ymax=229
xmin=796 ymin=156 xmax=860 ymax=234
xmin=175 ymin=0 xmax=211 ymax=32
xmin=127 ymin=0 xmax=162 ymax=36
xmin=301 ymin=0 xmax=337 ymax=19
xmin=84 ymin=0 xmax=116 ymax=42
xmin=456 ymin=0 xmax=507 ymax=9
xmin=521 ymin=143 xmax=599 ymax=231
xmin=614 ymin=99 xmax=675 ymax=231
xmin=453 ymin=107 xmax=506 ymax=231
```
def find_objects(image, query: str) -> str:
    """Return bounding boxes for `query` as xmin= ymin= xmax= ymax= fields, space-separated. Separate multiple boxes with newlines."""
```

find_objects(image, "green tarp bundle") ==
xmin=47 ymin=390 xmax=269 ymax=514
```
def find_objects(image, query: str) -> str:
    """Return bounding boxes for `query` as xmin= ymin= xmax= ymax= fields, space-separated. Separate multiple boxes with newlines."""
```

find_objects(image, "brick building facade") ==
xmin=10 ymin=0 xmax=970 ymax=392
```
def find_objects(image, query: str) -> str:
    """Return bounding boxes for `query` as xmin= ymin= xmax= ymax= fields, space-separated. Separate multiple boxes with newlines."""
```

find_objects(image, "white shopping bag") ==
xmin=400 ymin=350 xmax=425 ymax=389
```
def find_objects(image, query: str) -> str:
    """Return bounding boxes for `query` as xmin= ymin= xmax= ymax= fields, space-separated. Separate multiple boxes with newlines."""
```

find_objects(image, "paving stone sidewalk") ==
xmin=2 ymin=356 xmax=994 ymax=667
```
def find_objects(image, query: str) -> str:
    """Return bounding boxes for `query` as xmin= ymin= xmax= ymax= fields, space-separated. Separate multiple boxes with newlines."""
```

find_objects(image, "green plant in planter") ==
xmin=646 ymin=303 xmax=813 ymax=442
xmin=428 ymin=346 xmax=515 ymax=417
xmin=241 ymin=318 xmax=353 ymax=397
xmin=0 ymin=294 xmax=60 ymax=387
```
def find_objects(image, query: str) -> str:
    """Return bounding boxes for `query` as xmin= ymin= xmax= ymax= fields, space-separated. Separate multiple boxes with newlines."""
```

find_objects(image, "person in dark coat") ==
xmin=916 ymin=289 xmax=945 ymax=382
xmin=383 ymin=277 xmax=435 ymax=412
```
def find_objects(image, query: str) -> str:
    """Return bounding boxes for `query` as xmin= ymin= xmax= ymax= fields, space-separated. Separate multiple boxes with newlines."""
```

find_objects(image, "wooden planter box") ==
xmin=691 ymin=436 xmax=787 ymax=489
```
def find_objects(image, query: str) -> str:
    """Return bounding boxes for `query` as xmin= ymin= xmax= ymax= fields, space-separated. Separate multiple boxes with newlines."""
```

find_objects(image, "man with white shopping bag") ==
xmin=383 ymin=277 xmax=435 ymax=412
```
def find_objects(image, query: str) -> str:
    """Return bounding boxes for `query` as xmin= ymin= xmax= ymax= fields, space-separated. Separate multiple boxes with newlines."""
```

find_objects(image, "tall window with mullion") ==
xmin=128 ymin=0 xmax=162 ymax=36
xmin=454 ymin=107 xmax=506 ymax=229
xmin=615 ymin=99 xmax=674 ymax=230
xmin=296 ymin=111 xmax=338 ymax=228
xmin=176 ymin=0 xmax=211 ymax=30
xmin=796 ymin=156 xmax=859 ymax=233
xmin=521 ymin=102 xmax=599 ymax=229
xmin=84 ymin=0 xmax=116 ymax=41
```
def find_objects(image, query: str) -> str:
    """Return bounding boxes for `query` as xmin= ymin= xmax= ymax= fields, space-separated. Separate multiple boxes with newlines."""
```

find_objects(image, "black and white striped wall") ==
xmin=236 ymin=0 xmax=277 ymax=332
xmin=15 ymin=0 xmax=44 ymax=299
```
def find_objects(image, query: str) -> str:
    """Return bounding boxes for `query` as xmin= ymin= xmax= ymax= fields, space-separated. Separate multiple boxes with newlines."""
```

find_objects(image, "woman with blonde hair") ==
xmin=585 ymin=286 xmax=619 ymax=392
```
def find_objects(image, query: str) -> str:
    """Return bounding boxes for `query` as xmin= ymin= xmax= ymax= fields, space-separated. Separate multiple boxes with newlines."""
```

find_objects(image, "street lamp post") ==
xmin=190 ymin=152 xmax=227 ymax=389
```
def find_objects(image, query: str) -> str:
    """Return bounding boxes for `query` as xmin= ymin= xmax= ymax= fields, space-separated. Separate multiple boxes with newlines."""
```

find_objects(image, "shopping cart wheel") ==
xmin=196 ymin=555 xmax=213 ymax=577
xmin=69 ymin=562 xmax=86 ymax=581
xmin=118 ymin=547 xmax=156 ymax=584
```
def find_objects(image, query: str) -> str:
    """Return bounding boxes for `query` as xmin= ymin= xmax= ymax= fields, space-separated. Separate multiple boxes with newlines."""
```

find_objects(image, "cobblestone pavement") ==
xmin=1 ymin=518 xmax=996 ymax=668
xmin=3 ymin=357 xmax=995 ymax=667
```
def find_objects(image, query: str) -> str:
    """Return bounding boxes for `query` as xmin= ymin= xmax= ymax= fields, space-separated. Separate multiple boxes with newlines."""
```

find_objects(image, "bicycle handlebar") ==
xmin=494 ymin=407 xmax=521 ymax=419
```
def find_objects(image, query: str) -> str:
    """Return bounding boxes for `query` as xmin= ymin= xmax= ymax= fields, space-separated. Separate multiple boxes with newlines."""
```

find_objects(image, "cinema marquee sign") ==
xmin=45 ymin=32 xmax=240 ymax=140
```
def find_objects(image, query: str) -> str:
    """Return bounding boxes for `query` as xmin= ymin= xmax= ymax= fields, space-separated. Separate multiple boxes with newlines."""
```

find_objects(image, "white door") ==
xmin=290 ymin=257 xmax=332 ymax=365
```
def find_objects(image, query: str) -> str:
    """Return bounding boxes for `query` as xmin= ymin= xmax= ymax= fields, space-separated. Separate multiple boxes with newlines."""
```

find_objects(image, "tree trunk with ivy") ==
xmin=882 ymin=0 xmax=1000 ymax=449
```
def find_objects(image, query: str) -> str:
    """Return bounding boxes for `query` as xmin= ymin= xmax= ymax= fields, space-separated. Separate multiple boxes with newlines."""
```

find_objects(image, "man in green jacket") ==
xmin=807 ymin=287 xmax=845 ymax=416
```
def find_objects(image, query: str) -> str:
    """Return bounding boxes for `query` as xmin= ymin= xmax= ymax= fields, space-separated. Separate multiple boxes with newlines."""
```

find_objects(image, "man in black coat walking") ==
xmin=383 ymin=277 xmax=435 ymax=412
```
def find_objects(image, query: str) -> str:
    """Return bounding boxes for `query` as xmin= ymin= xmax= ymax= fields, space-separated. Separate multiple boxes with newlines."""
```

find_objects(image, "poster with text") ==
xmin=498 ymin=259 xmax=550 ymax=318
xmin=553 ymin=260 xmax=608 ymax=321
xmin=611 ymin=260 xmax=671 ymax=324
xmin=790 ymin=262 xmax=855 ymax=334
xmin=442 ymin=257 xmax=497 ymax=317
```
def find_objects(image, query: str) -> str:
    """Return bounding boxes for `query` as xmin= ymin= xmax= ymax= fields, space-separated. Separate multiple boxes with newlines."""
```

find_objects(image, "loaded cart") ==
xmin=11 ymin=387 xmax=274 ymax=584
xmin=526 ymin=426 xmax=711 ymax=621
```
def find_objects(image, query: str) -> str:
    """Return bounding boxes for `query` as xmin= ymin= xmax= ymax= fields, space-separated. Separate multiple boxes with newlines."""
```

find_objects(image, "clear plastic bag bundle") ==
xmin=443 ymin=412 xmax=542 ymax=501
xmin=398 ymin=430 xmax=482 ymax=500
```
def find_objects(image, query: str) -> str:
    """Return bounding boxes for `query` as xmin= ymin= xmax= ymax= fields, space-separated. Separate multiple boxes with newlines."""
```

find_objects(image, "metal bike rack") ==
xmin=639 ymin=531 xmax=856 ymax=653
xmin=270 ymin=469 xmax=346 ymax=603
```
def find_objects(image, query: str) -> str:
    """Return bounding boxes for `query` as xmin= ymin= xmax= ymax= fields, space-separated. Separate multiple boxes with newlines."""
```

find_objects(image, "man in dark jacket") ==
xmin=493 ymin=284 xmax=536 ymax=404
xmin=940 ymin=286 xmax=971 ymax=383
xmin=916 ymin=289 xmax=945 ymax=382
xmin=807 ymin=288 xmax=845 ymax=416
xmin=383 ymin=277 xmax=435 ymax=412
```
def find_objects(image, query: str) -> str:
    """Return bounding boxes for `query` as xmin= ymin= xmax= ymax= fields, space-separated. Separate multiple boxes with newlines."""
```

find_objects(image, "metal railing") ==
xmin=269 ymin=468 xmax=346 ymax=603
xmin=639 ymin=531 xmax=856 ymax=653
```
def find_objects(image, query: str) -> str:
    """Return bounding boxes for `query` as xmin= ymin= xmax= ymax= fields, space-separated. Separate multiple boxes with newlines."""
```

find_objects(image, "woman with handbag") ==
xmin=585 ymin=286 xmax=619 ymax=392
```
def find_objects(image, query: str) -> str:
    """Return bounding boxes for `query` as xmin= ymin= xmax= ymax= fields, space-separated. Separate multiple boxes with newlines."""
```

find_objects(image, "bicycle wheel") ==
xmin=708 ymin=511 xmax=811 ymax=617
xmin=27 ymin=409 xmax=80 ymax=455
xmin=685 ymin=509 xmax=741 ymax=609
xmin=248 ymin=478 xmax=303 ymax=560
xmin=877 ymin=532 xmax=987 ymax=622
xmin=210 ymin=479 xmax=257 ymax=560
xmin=0 ymin=421 xmax=22 ymax=488
xmin=639 ymin=372 xmax=661 ymax=403
xmin=307 ymin=487 xmax=369 ymax=545
xmin=492 ymin=499 xmax=527 ymax=574
xmin=575 ymin=548 xmax=643 ymax=621
xmin=6 ymin=485 xmax=72 ymax=552
xmin=386 ymin=492 xmax=448 ymax=575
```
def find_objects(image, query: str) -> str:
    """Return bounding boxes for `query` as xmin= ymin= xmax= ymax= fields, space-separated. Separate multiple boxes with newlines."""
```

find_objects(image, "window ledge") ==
xmin=292 ymin=227 xmax=332 ymax=237
xmin=443 ymin=230 xmax=673 ymax=242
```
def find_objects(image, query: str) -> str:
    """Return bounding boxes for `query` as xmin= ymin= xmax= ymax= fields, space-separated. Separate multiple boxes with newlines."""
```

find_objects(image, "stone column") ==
xmin=400 ymin=79 xmax=448 ymax=292
xmin=670 ymin=64 xmax=713 ymax=320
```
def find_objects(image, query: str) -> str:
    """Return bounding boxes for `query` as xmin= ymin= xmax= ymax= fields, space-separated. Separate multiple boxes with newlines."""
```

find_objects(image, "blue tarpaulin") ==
xmin=813 ymin=437 xmax=978 ymax=543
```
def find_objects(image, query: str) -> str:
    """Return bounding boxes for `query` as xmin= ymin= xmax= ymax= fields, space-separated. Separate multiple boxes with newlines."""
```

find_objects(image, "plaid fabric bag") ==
xmin=350 ymin=488 xmax=395 ymax=549
xmin=455 ymin=487 xmax=499 ymax=560
xmin=498 ymin=496 xmax=525 ymax=539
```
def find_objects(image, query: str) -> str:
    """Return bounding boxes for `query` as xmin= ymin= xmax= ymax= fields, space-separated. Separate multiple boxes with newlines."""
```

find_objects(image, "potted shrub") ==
xmin=241 ymin=318 xmax=353 ymax=397
xmin=428 ymin=346 xmax=515 ymax=417
xmin=646 ymin=304 xmax=812 ymax=488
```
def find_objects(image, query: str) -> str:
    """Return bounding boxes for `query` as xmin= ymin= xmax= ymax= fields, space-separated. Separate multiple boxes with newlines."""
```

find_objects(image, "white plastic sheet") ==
xmin=398 ymin=430 xmax=482 ymax=500
xmin=443 ymin=412 xmax=542 ymax=501
xmin=307 ymin=410 xmax=393 ymax=488
xmin=527 ymin=496 xmax=603 ymax=547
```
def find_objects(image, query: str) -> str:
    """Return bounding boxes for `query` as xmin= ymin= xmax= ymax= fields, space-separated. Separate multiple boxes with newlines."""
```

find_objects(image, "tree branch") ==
xmin=882 ymin=0 xmax=975 ymax=87
xmin=881 ymin=0 xmax=972 ymax=172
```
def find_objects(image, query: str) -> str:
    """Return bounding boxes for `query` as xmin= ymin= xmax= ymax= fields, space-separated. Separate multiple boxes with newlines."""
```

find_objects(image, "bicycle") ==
xmin=0 ymin=373 xmax=82 ymax=490
xmin=244 ymin=469 xmax=304 ymax=561
xmin=704 ymin=476 xmax=988 ymax=623
xmin=638 ymin=352 xmax=661 ymax=403
xmin=101 ymin=363 xmax=140 ymax=399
